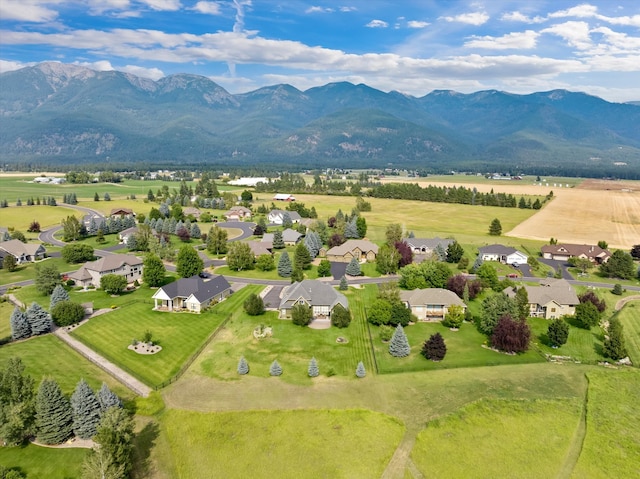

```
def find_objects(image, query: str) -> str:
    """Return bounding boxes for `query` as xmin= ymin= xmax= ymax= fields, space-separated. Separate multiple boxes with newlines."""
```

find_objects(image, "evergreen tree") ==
xmin=97 ymin=383 xmax=121 ymax=412
xmin=50 ymin=284 xmax=70 ymax=310
xmin=190 ymin=223 xmax=201 ymax=239
xmin=94 ymin=192 xmax=100 ymax=202
xmin=103 ymin=192 xmax=111 ymax=201
xmin=3 ymin=254 xmax=17 ymax=272
xmin=25 ymin=302 xmax=52 ymax=336
xmin=291 ymin=303 xmax=312 ymax=326
xmin=294 ymin=241 xmax=312 ymax=270
xmin=281 ymin=212 xmax=293 ymax=229
xmin=547 ymin=318 xmax=569 ymax=347
xmin=308 ymin=357 xmax=319 ymax=378
xmin=339 ymin=275 xmax=348 ymax=290
xmin=269 ymin=360 xmax=283 ymax=376
xmin=344 ymin=218 xmax=359 ymax=238
xmin=603 ymin=318 xmax=628 ymax=360
xmin=355 ymin=361 xmax=366 ymax=378
xmin=446 ymin=241 xmax=464 ymax=263
xmin=10 ymin=307 xmax=31 ymax=340
xmin=345 ymin=257 xmax=361 ymax=276
xmin=0 ymin=357 xmax=36 ymax=445
xmin=272 ymin=230 xmax=285 ymax=249
xmin=237 ymin=357 xmax=249 ymax=375
xmin=70 ymin=379 xmax=101 ymax=439
xmin=331 ymin=303 xmax=351 ymax=328
xmin=35 ymin=378 xmax=73 ymax=444
xmin=489 ymin=218 xmax=502 ymax=236
xmin=277 ymin=252 xmax=292 ymax=277
xmin=389 ymin=324 xmax=410 ymax=357
xmin=91 ymin=406 xmax=135 ymax=477
xmin=356 ymin=216 xmax=367 ymax=238
xmin=243 ymin=293 xmax=265 ymax=316
xmin=304 ymin=231 xmax=320 ymax=259
xmin=422 ymin=332 xmax=447 ymax=361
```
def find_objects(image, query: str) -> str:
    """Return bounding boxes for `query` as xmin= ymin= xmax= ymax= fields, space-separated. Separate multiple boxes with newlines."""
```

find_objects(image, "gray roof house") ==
xmin=478 ymin=244 xmax=528 ymax=265
xmin=262 ymin=228 xmax=302 ymax=245
xmin=0 ymin=239 xmax=46 ymax=263
xmin=405 ymin=237 xmax=453 ymax=256
xmin=322 ymin=239 xmax=379 ymax=263
xmin=504 ymin=278 xmax=579 ymax=319
xmin=267 ymin=210 xmax=301 ymax=225
xmin=68 ymin=254 xmax=143 ymax=289
xmin=152 ymin=275 xmax=232 ymax=313
xmin=278 ymin=280 xmax=348 ymax=327
xmin=400 ymin=288 xmax=466 ymax=321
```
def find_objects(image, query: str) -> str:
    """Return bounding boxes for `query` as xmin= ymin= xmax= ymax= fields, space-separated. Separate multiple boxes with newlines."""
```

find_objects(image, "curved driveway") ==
xmin=215 ymin=221 xmax=256 ymax=241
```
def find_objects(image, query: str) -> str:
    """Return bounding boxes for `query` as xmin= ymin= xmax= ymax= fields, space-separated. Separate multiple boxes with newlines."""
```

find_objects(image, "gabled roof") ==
xmin=229 ymin=206 xmax=251 ymax=213
xmin=400 ymin=288 xmax=465 ymax=308
xmin=155 ymin=275 xmax=231 ymax=302
xmin=81 ymin=253 xmax=143 ymax=273
xmin=405 ymin=237 xmax=453 ymax=250
xmin=504 ymin=279 xmax=579 ymax=307
xmin=326 ymin=239 xmax=379 ymax=256
xmin=245 ymin=241 xmax=272 ymax=256
xmin=268 ymin=209 xmax=302 ymax=221
xmin=119 ymin=226 xmax=138 ymax=236
xmin=0 ymin=239 xmax=46 ymax=257
xmin=282 ymin=228 xmax=302 ymax=243
xmin=478 ymin=244 xmax=517 ymax=255
xmin=109 ymin=208 xmax=134 ymax=216
xmin=541 ymin=243 xmax=611 ymax=259
xmin=279 ymin=280 xmax=348 ymax=310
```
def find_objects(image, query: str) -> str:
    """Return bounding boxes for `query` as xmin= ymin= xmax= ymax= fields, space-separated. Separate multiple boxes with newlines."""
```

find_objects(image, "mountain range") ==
xmin=1 ymin=62 xmax=639 ymax=177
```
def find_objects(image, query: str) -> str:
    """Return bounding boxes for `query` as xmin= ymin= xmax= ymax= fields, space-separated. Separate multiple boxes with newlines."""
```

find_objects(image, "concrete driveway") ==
xmin=539 ymin=258 xmax=574 ymax=280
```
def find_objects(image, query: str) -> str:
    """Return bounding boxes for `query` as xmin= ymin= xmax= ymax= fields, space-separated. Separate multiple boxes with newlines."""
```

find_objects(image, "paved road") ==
xmin=539 ymin=258 xmax=574 ymax=280
xmin=215 ymin=221 xmax=256 ymax=241
xmin=39 ymin=202 xmax=106 ymax=247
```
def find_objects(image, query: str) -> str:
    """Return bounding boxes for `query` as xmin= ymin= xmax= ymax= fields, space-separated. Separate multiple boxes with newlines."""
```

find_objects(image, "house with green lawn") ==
xmin=278 ymin=279 xmax=348 ymax=326
xmin=400 ymin=288 xmax=466 ymax=321
xmin=152 ymin=275 xmax=232 ymax=313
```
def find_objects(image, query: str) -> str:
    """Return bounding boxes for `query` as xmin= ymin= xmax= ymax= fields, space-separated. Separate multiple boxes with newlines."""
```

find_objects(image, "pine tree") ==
xmin=389 ymin=324 xmax=410 ymax=357
xmin=237 ymin=357 xmax=249 ymax=375
xmin=272 ymin=230 xmax=285 ymax=249
xmin=97 ymin=383 xmax=122 ymax=412
xmin=489 ymin=218 xmax=502 ymax=236
xmin=50 ymin=284 xmax=70 ymax=310
xmin=269 ymin=360 xmax=283 ymax=376
xmin=344 ymin=218 xmax=359 ymax=238
xmin=70 ymin=379 xmax=102 ymax=439
xmin=190 ymin=223 xmax=201 ymax=239
xmin=35 ymin=378 xmax=73 ymax=444
xmin=547 ymin=319 xmax=569 ymax=347
xmin=603 ymin=318 xmax=628 ymax=360
xmin=345 ymin=257 xmax=361 ymax=276
xmin=355 ymin=361 xmax=366 ymax=378
xmin=339 ymin=275 xmax=348 ymax=291
xmin=25 ymin=302 xmax=52 ymax=336
xmin=282 ymin=212 xmax=293 ymax=229
xmin=422 ymin=333 xmax=447 ymax=361
xmin=277 ymin=251 xmax=292 ymax=277
xmin=308 ymin=357 xmax=319 ymax=377
xmin=10 ymin=307 xmax=31 ymax=340
xmin=294 ymin=241 xmax=312 ymax=270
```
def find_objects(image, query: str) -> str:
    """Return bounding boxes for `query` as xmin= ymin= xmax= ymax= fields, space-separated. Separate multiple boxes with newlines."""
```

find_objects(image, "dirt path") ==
xmin=556 ymin=378 xmax=589 ymax=479
xmin=615 ymin=295 xmax=640 ymax=311
xmin=381 ymin=428 xmax=424 ymax=479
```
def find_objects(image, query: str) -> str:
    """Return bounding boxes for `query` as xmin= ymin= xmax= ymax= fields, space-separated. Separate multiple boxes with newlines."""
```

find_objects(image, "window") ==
xmin=551 ymin=308 xmax=556 ymax=312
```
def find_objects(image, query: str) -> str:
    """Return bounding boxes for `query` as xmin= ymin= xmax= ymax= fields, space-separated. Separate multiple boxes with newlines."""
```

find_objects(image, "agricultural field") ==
xmin=0 ymin=204 xmax=78 ymax=231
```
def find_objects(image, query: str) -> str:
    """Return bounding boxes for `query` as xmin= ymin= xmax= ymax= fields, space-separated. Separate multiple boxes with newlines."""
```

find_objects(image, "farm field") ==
xmin=0 ymin=204 xmax=78 ymax=231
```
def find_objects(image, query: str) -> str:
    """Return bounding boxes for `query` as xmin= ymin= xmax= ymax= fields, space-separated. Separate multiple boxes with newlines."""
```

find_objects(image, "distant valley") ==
xmin=1 ymin=62 xmax=639 ymax=178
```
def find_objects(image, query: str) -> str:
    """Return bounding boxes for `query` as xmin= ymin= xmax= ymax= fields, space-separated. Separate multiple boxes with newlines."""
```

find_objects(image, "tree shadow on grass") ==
xmin=131 ymin=420 xmax=160 ymax=479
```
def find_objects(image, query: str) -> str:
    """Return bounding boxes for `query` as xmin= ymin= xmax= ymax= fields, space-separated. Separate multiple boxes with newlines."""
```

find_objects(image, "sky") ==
xmin=1 ymin=1 xmax=639 ymax=102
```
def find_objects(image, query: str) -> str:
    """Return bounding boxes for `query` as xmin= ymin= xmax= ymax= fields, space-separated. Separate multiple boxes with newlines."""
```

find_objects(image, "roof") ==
xmin=478 ymin=244 xmax=517 ymax=255
xmin=279 ymin=280 xmax=348 ymax=310
xmin=541 ymin=243 xmax=611 ymax=259
xmin=326 ymin=239 xmax=379 ymax=256
xmin=183 ymin=207 xmax=201 ymax=215
xmin=229 ymin=206 xmax=251 ymax=213
xmin=400 ymin=288 xmax=466 ymax=308
xmin=68 ymin=266 xmax=92 ymax=281
xmin=81 ymin=253 xmax=143 ymax=273
xmin=273 ymin=193 xmax=295 ymax=200
xmin=119 ymin=226 xmax=138 ymax=236
xmin=245 ymin=241 xmax=272 ymax=256
xmin=504 ymin=279 xmax=579 ymax=307
xmin=268 ymin=209 xmax=302 ymax=221
xmin=405 ymin=237 xmax=453 ymax=250
xmin=156 ymin=275 xmax=231 ymax=303
xmin=0 ymin=239 xmax=46 ymax=257
xmin=282 ymin=228 xmax=302 ymax=243
xmin=109 ymin=208 xmax=134 ymax=215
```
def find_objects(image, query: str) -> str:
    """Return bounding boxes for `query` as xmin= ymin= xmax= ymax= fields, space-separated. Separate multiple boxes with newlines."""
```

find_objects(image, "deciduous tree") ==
xmin=317 ymin=259 xmax=332 ymax=277
xmin=142 ymin=254 xmax=166 ymax=287
xmin=90 ymin=406 xmax=135 ymax=476
xmin=51 ymin=301 xmax=85 ymax=327
xmin=574 ymin=301 xmax=601 ymax=329
xmin=206 ymin=226 xmax=228 ymax=255
xmin=176 ymin=245 xmax=204 ymax=278
xmin=603 ymin=318 xmax=627 ymax=360
xmin=34 ymin=263 xmax=61 ymax=295
xmin=442 ymin=304 xmax=464 ymax=329
xmin=491 ymin=316 xmax=530 ymax=353
xmin=291 ymin=303 xmax=312 ymax=326
xmin=100 ymin=274 xmax=127 ymax=294
xmin=331 ymin=303 xmax=351 ymax=328
xmin=61 ymin=243 xmax=94 ymax=264
xmin=227 ymin=242 xmax=255 ymax=271
xmin=2 ymin=254 xmax=17 ymax=272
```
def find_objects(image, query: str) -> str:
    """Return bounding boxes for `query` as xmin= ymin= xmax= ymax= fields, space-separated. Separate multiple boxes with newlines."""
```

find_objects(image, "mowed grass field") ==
xmin=411 ymin=398 xmax=583 ymax=479
xmin=529 ymin=316 xmax=605 ymax=363
xmin=161 ymin=409 xmax=404 ymax=479
xmin=0 ymin=443 xmax=88 ymax=479
xmin=0 ymin=301 xmax=13 ymax=341
xmin=618 ymin=301 xmax=640 ymax=367
xmin=0 ymin=204 xmax=79 ymax=231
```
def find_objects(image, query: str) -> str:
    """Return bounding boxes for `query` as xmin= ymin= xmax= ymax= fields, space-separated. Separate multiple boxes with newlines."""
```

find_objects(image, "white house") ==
xmin=267 ymin=209 xmax=301 ymax=225
xmin=478 ymin=244 xmax=528 ymax=265
xmin=68 ymin=254 xmax=143 ymax=289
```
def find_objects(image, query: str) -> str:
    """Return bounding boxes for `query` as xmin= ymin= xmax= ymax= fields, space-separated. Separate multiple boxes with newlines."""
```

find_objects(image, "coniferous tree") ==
xmin=35 ymin=378 xmax=73 ymax=444
xmin=547 ymin=318 xmax=569 ymax=347
xmin=237 ymin=357 xmax=249 ymax=375
xmin=345 ymin=257 xmax=361 ymax=276
xmin=97 ymin=383 xmax=122 ymax=412
xmin=0 ymin=357 xmax=36 ymax=445
xmin=344 ymin=218 xmax=359 ymax=238
xmin=272 ymin=230 xmax=285 ymax=249
xmin=331 ymin=303 xmax=351 ymax=328
xmin=50 ymin=284 xmax=70 ymax=310
xmin=422 ymin=333 xmax=447 ymax=361
xmin=308 ymin=357 xmax=319 ymax=377
xmin=281 ymin=212 xmax=293 ymax=229
xmin=269 ymin=360 xmax=283 ymax=376
xmin=389 ymin=324 xmax=410 ymax=357
xmin=603 ymin=318 xmax=628 ymax=360
xmin=339 ymin=275 xmax=348 ymax=290
xmin=355 ymin=361 xmax=366 ymax=378
xmin=294 ymin=241 xmax=312 ymax=270
xmin=489 ymin=218 xmax=502 ymax=236
xmin=25 ymin=303 xmax=52 ymax=336
xmin=243 ymin=293 xmax=265 ymax=316
xmin=89 ymin=406 xmax=135 ymax=477
xmin=70 ymin=379 xmax=101 ymax=439
xmin=277 ymin=251 xmax=292 ymax=277
xmin=10 ymin=307 xmax=31 ymax=340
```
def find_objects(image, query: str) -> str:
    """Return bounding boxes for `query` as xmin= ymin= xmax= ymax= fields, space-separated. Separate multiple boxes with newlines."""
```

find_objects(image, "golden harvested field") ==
xmin=393 ymin=178 xmax=640 ymax=249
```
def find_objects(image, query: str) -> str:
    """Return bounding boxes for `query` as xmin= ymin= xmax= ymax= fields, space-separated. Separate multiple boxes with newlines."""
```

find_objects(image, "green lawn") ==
xmin=0 ymin=301 xmax=13 ymax=342
xmin=0 ymin=256 xmax=70 ymax=286
xmin=618 ymin=301 xmax=640 ymax=366
xmin=412 ymin=398 xmax=582 ymax=478
xmin=572 ymin=369 xmax=640 ymax=478
xmin=193 ymin=286 xmax=374 ymax=384
xmin=0 ymin=334 xmax=131 ymax=397
xmin=0 ymin=204 xmax=79 ymax=231
xmin=70 ymin=289 xmax=247 ymax=387
xmin=529 ymin=317 xmax=605 ymax=363
xmin=162 ymin=409 xmax=404 ymax=479
xmin=0 ymin=443 xmax=88 ymax=479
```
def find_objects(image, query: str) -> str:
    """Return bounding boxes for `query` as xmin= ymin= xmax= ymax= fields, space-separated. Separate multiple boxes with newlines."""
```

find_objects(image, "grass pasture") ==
xmin=162 ymin=409 xmax=404 ymax=479
xmin=529 ymin=317 xmax=605 ymax=363
xmin=0 ymin=256 xmax=70 ymax=286
xmin=0 ymin=301 xmax=13 ymax=342
xmin=412 ymin=398 xmax=582 ymax=478
xmin=618 ymin=301 xmax=640 ymax=367
xmin=0 ymin=204 xmax=78 ymax=231
xmin=0 ymin=443 xmax=88 ymax=479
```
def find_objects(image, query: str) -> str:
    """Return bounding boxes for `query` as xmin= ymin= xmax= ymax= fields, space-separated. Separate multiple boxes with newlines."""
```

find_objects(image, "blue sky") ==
xmin=1 ymin=1 xmax=639 ymax=101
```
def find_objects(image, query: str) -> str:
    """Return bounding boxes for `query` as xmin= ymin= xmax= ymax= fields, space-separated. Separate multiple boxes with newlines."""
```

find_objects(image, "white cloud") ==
xmin=0 ymin=59 xmax=31 ymax=73
xmin=0 ymin=0 xmax=59 ymax=22
xmin=407 ymin=21 xmax=430 ymax=29
xmin=192 ymin=1 xmax=221 ymax=15
xmin=74 ymin=59 xmax=164 ymax=80
xmin=339 ymin=6 xmax=356 ymax=13
xmin=139 ymin=0 xmax=181 ymax=11
xmin=465 ymin=30 xmax=539 ymax=50
xmin=87 ymin=0 xmax=131 ymax=14
xmin=366 ymin=19 xmax=388 ymax=28
xmin=305 ymin=6 xmax=333 ymax=14
xmin=542 ymin=21 xmax=592 ymax=50
xmin=441 ymin=11 xmax=489 ymax=26
xmin=549 ymin=3 xmax=640 ymax=28
xmin=501 ymin=11 xmax=545 ymax=24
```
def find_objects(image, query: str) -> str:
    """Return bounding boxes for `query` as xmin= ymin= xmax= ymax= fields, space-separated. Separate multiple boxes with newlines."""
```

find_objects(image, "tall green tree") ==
xmin=479 ymin=294 xmax=519 ymax=335
xmin=547 ymin=319 xmax=569 ymax=347
xmin=35 ymin=378 xmax=73 ymax=444
xmin=90 ymin=407 xmax=135 ymax=477
xmin=331 ymin=303 xmax=351 ymax=328
xmin=61 ymin=215 xmax=83 ymax=242
xmin=50 ymin=284 xmax=70 ymax=310
xmin=10 ymin=307 xmax=31 ymax=340
xmin=389 ymin=324 xmax=410 ymax=357
xmin=317 ymin=259 xmax=332 ymax=277
xmin=600 ymin=249 xmax=635 ymax=280
xmin=277 ymin=252 xmax=292 ymax=278
xmin=272 ymin=230 xmax=285 ymax=249
xmin=61 ymin=244 xmax=94 ymax=264
xmin=34 ymin=263 xmax=61 ymax=295
xmin=0 ymin=357 xmax=36 ymax=445
xmin=176 ymin=245 xmax=204 ymax=278
xmin=575 ymin=301 xmax=601 ymax=329
xmin=294 ymin=241 xmax=312 ymax=270
xmin=25 ymin=302 xmax=52 ymax=336
xmin=603 ymin=318 xmax=628 ymax=360
xmin=376 ymin=244 xmax=400 ymax=275
xmin=97 ymin=383 xmax=121 ymax=412
xmin=385 ymin=223 xmax=403 ymax=246
xmin=70 ymin=379 xmax=101 ymax=439
xmin=142 ymin=254 xmax=166 ymax=287
xmin=100 ymin=274 xmax=128 ymax=294
xmin=446 ymin=241 xmax=464 ymax=263
xmin=356 ymin=216 xmax=367 ymax=239
xmin=206 ymin=226 xmax=228 ymax=255
xmin=488 ymin=218 xmax=502 ymax=236
xmin=291 ymin=303 xmax=313 ymax=326
xmin=227 ymin=242 xmax=255 ymax=271
xmin=2 ymin=254 xmax=17 ymax=272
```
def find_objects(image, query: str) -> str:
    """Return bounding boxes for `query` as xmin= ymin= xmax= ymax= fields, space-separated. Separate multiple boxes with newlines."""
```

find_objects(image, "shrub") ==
xmin=269 ymin=360 xmax=283 ymax=376
xmin=308 ymin=357 xmax=319 ymax=378
xmin=355 ymin=361 xmax=366 ymax=378
xmin=100 ymin=274 xmax=127 ymax=294
xmin=330 ymin=303 xmax=351 ymax=328
xmin=422 ymin=333 xmax=447 ymax=361
xmin=442 ymin=304 xmax=464 ymax=329
xmin=547 ymin=318 xmax=569 ymax=347
xmin=243 ymin=293 xmax=265 ymax=316
xmin=574 ymin=302 xmax=601 ymax=329
xmin=611 ymin=284 xmax=623 ymax=295
xmin=291 ymin=303 xmax=312 ymax=326
xmin=490 ymin=316 xmax=530 ymax=353
xmin=237 ymin=357 xmax=249 ymax=375
xmin=379 ymin=325 xmax=394 ymax=342
xmin=51 ymin=300 xmax=85 ymax=327
xmin=578 ymin=291 xmax=606 ymax=313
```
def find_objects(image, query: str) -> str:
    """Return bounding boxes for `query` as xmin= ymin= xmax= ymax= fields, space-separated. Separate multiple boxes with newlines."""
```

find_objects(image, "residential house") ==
xmin=273 ymin=193 xmax=296 ymax=201
xmin=223 ymin=206 xmax=252 ymax=221
xmin=541 ymin=243 xmax=611 ymax=264
xmin=109 ymin=208 xmax=135 ymax=219
xmin=69 ymin=254 xmax=143 ymax=289
xmin=278 ymin=280 xmax=348 ymax=326
xmin=405 ymin=237 xmax=453 ymax=256
xmin=267 ymin=209 xmax=301 ymax=225
xmin=400 ymin=288 xmax=466 ymax=321
xmin=322 ymin=239 xmax=379 ymax=263
xmin=183 ymin=207 xmax=202 ymax=220
xmin=0 ymin=239 xmax=46 ymax=263
xmin=478 ymin=244 xmax=528 ymax=265
xmin=118 ymin=227 xmax=139 ymax=245
xmin=245 ymin=241 xmax=273 ymax=257
xmin=504 ymin=278 xmax=579 ymax=319
xmin=152 ymin=275 xmax=232 ymax=313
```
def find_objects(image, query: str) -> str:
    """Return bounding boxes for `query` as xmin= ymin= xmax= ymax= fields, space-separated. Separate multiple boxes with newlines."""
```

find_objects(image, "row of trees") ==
xmin=237 ymin=356 xmax=367 ymax=378
xmin=0 ymin=196 xmax=57 ymax=208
